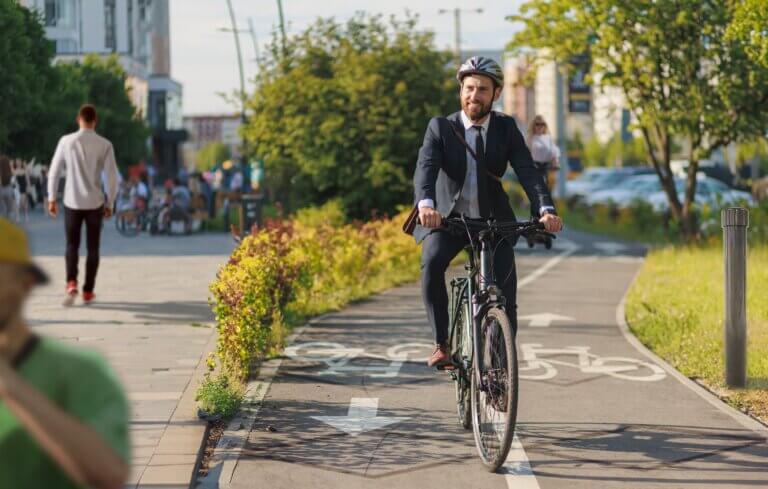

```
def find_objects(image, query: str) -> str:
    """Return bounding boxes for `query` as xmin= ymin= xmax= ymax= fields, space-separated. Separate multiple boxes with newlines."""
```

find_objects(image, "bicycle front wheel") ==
xmin=471 ymin=306 xmax=519 ymax=472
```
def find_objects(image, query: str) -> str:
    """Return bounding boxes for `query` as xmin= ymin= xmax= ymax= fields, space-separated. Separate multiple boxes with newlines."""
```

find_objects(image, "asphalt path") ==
xmin=207 ymin=229 xmax=768 ymax=489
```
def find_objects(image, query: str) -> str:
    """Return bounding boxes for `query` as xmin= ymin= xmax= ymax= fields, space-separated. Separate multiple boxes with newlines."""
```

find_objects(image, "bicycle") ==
xmin=442 ymin=216 xmax=555 ymax=472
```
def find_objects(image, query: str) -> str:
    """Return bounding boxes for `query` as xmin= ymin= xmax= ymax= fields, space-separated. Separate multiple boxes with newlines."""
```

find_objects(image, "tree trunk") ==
xmin=680 ymin=158 xmax=701 ymax=241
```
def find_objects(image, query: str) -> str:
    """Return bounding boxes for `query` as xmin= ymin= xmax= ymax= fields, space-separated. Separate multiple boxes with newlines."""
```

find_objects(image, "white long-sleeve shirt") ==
xmin=47 ymin=129 xmax=119 ymax=210
xmin=529 ymin=134 xmax=561 ymax=164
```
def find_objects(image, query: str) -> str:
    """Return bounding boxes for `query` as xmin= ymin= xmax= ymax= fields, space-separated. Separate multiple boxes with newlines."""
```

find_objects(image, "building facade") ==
xmin=182 ymin=114 xmax=243 ymax=171
xmin=20 ymin=0 xmax=185 ymax=180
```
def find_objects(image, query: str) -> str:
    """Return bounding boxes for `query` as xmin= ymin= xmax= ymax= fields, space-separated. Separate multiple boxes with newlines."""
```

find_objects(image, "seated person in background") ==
xmin=0 ymin=218 xmax=129 ymax=489
xmin=171 ymin=178 xmax=191 ymax=212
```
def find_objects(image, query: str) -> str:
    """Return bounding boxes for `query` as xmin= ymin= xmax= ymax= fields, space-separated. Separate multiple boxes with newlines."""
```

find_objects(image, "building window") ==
xmin=138 ymin=0 xmax=152 ymax=22
xmin=105 ymin=0 xmax=116 ymax=52
xmin=56 ymin=39 xmax=78 ymax=54
xmin=45 ymin=0 xmax=75 ymax=28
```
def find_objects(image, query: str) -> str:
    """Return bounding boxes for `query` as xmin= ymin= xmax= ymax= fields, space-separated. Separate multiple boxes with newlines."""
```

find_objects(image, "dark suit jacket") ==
xmin=412 ymin=110 xmax=555 ymax=243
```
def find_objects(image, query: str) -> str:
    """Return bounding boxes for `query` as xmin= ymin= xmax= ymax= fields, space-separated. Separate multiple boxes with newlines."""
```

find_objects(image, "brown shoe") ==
xmin=427 ymin=344 xmax=450 ymax=367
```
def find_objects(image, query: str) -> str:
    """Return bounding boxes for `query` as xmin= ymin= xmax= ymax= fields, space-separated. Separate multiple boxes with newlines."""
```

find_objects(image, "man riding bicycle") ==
xmin=413 ymin=56 xmax=563 ymax=368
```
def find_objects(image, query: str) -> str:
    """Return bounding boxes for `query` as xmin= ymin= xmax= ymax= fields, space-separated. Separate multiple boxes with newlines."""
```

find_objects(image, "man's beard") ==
xmin=462 ymin=98 xmax=492 ymax=122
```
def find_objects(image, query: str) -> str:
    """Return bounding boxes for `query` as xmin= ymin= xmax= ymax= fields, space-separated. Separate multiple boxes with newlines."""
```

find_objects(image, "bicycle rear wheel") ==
xmin=116 ymin=210 xmax=141 ymax=237
xmin=471 ymin=306 xmax=518 ymax=472
xmin=451 ymin=294 xmax=472 ymax=430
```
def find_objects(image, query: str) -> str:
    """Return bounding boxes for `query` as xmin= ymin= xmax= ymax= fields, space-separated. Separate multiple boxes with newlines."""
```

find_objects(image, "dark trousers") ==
xmin=420 ymin=229 xmax=517 ymax=345
xmin=64 ymin=206 xmax=103 ymax=293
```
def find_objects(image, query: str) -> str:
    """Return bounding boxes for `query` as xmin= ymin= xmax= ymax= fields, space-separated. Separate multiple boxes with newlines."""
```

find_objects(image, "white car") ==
xmin=646 ymin=176 xmax=755 ymax=212
xmin=584 ymin=175 xmax=663 ymax=207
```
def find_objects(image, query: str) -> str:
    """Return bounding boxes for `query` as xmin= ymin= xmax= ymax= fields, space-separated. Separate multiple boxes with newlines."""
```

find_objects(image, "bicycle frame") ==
xmin=450 ymin=229 xmax=507 ymax=392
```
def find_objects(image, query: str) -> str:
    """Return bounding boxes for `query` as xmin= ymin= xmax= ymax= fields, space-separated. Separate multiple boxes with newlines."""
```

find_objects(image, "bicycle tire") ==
xmin=451 ymin=295 xmax=472 ymax=430
xmin=115 ymin=210 xmax=141 ymax=237
xmin=471 ymin=306 xmax=519 ymax=472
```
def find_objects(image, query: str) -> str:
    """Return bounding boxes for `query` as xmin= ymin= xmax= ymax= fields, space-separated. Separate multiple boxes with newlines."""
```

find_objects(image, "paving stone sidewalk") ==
xmin=22 ymin=212 xmax=233 ymax=488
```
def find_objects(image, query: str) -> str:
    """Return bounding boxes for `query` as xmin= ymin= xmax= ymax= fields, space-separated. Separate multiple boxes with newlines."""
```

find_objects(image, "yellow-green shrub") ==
xmin=208 ymin=207 xmax=421 ymax=381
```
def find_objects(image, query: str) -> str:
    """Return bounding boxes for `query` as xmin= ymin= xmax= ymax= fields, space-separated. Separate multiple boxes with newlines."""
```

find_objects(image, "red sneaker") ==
xmin=63 ymin=281 xmax=78 ymax=307
xmin=82 ymin=291 xmax=95 ymax=305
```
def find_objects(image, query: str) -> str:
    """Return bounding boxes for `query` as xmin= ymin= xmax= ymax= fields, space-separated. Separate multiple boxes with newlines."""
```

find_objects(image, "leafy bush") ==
xmin=206 ymin=206 xmax=420 ymax=380
xmin=195 ymin=373 xmax=244 ymax=420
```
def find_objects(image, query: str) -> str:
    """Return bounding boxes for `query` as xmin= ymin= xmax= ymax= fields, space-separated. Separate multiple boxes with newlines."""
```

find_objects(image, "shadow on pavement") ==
xmin=519 ymin=421 xmax=768 ymax=485
xmin=87 ymin=301 xmax=214 ymax=323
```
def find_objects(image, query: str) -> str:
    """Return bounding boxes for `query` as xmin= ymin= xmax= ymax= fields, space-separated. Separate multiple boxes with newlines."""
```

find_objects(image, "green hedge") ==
xmin=207 ymin=202 xmax=421 ymax=381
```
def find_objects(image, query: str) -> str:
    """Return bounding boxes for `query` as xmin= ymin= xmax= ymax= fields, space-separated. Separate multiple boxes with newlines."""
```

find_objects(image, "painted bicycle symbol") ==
xmin=284 ymin=342 xmax=434 ymax=378
xmin=519 ymin=343 xmax=666 ymax=382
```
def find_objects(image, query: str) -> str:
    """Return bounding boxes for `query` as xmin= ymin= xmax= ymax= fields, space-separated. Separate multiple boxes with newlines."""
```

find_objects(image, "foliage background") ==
xmin=242 ymin=13 xmax=455 ymax=217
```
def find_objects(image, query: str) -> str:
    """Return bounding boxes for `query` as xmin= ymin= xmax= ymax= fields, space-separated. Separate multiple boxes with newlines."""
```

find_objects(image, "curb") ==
xmin=195 ymin=314 xmax=331 ymax=489
xmin=616 ymin=269 xmax=768 ymax=439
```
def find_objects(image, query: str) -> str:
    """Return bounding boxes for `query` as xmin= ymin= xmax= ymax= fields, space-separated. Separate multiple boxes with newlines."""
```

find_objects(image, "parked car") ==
xmin=584 ymin=174 xmax=663 ymax=207
xmin=646 ymin=176 xmax=756 ymax=212
xmin=567 ymin=166 xmax=654 ymax=200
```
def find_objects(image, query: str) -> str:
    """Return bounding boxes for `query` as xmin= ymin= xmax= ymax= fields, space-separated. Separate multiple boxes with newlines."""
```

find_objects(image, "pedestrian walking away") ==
xmin=47 ymin=104 xmax=119 ymax=307
xmin=0 ymin=156 xmax=14 ymax=219
xmin=412 ymin=56 xmax=563 ymax=368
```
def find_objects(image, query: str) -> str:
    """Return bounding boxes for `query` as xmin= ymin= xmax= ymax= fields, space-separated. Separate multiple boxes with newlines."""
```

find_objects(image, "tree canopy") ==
xmin=0 ymin=3 xmax=148 ymax=168
xmin=509 ymin=0 xmax=768 ymax=237
xmin=242 ymin=13 xmax=455 ymax=217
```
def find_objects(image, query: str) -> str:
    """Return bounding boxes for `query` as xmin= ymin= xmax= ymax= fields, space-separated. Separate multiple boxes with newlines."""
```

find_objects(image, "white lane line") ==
xmin=504 ymin=434 xmax=541 ymax=489
xmin=518 ymin=240 xmax=580 ymax=289
xmin=504 ymin=238 xmax=580 ymax=485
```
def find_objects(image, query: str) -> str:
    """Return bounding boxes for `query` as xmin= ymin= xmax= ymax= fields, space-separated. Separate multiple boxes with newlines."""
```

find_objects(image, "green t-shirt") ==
xmin=0 ymin=336 xmax=130 ymax=489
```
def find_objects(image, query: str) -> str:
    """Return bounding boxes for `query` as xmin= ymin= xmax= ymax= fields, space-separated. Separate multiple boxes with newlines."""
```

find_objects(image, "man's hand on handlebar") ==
xmin=539 ymin=213 xmax=563 ymax=233
xmin=418 ymin=207 xmax=442 ymax=229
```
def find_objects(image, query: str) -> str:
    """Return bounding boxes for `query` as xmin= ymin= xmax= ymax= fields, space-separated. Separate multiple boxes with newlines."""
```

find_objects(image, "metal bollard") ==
xmin=721 ymin=207 xmax=749 ymax=388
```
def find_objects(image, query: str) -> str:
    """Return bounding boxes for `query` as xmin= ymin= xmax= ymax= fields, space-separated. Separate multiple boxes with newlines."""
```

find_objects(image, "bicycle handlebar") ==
xmin=441 ymin=216 xmax=556 ymax=240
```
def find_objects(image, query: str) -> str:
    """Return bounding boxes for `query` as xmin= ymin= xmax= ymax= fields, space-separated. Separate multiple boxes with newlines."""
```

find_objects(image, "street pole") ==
xmin=453 ymin=9 xmax=461 ymax=67
xmin=223 ymin=0 xmax=249 ymax=197
xmin=224 ymin=0 xmax=246 ymax=125
xmin=276 ymin=0 xmax=287 ymax=60
xmin=555 ymin=64 xmax=567 ymax=199
xmin=438 ymin=8 xmax=482 ymax=67
xmin=722 ymin=207 xmax=749 ymax=388
xmin=248 ymin=17 xmax=261 ymax=62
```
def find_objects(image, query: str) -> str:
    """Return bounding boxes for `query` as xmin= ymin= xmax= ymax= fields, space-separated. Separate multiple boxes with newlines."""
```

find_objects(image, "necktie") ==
xmin=473 ymin=126 xmax=491 ymax=218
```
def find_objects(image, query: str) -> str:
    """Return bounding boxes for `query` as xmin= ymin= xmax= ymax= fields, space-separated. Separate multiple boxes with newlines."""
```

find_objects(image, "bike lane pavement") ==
xmin=211 ymin=231 xmax=768 ymax=489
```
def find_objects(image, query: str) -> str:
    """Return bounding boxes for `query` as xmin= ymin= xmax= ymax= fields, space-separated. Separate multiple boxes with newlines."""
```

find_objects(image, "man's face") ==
xmin=460 ymin=75 xmax=501 ymax=121
xmin=0 ymin=265 xmax=31 ymax=331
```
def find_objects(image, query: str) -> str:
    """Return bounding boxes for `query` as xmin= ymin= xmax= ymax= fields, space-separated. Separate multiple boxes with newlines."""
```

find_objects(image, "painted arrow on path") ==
xmin=312 ymin=398 xmax=409 ymax=437
xmin=593 ymin=241 xmax=628 ymax=255
xmin=519 ymin=313 xmax=574 ymax=328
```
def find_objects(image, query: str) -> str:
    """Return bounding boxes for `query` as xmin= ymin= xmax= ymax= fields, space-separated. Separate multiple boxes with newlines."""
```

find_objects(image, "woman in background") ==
xmin=526 ymin=115 xmax=560 ymax=215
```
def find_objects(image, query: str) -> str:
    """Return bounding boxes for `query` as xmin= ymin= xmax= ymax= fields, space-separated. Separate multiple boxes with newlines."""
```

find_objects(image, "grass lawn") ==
xmin=626 ymin=244 xmax=768 ymax=423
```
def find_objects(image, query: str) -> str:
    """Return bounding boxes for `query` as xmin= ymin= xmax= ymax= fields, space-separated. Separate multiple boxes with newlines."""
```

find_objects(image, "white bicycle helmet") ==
xmin=457 ymin=56 xmax=504 ymax=87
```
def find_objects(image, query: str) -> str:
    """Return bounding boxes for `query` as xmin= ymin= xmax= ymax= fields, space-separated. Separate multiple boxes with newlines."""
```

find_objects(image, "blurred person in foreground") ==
xmin=0 ymin=218 xmax=129 ymax=489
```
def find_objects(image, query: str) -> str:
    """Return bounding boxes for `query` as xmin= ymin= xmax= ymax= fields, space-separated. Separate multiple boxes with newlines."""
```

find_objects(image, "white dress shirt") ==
xmin=47 ymin=129 xmax=119 ymax=210
xmin=418 ymin=111 xmax=555 ymax=217
xmin=530 ymin=134 xmax=561 ymax=164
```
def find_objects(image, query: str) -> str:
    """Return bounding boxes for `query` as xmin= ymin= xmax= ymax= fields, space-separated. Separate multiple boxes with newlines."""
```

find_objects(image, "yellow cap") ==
xmin=0 ymin=218 xmax=48 ymax=284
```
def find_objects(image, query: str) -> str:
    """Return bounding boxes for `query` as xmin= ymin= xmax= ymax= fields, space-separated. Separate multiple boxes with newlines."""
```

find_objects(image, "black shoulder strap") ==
xmin=448 ymin=120 xmax=502 ymax=183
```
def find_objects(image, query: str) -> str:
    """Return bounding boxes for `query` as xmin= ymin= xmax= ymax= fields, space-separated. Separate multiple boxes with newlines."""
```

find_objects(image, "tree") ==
xmin=196 ymin=142 xmax=231 ymax=171
xmin=509 ymin=0 xmax=768 ymax=238
xmin=727 ymin=0 xmax=768 ymax=68
xmin=61 ymin=55 xmax=149 ymax=169
xmin=0 ymin=5 xmax=148 ymax=168
xmin=0 ymin=2 xmax=55 ymax=155
xmin=242 ymin=13 xmax=455 ymax=216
